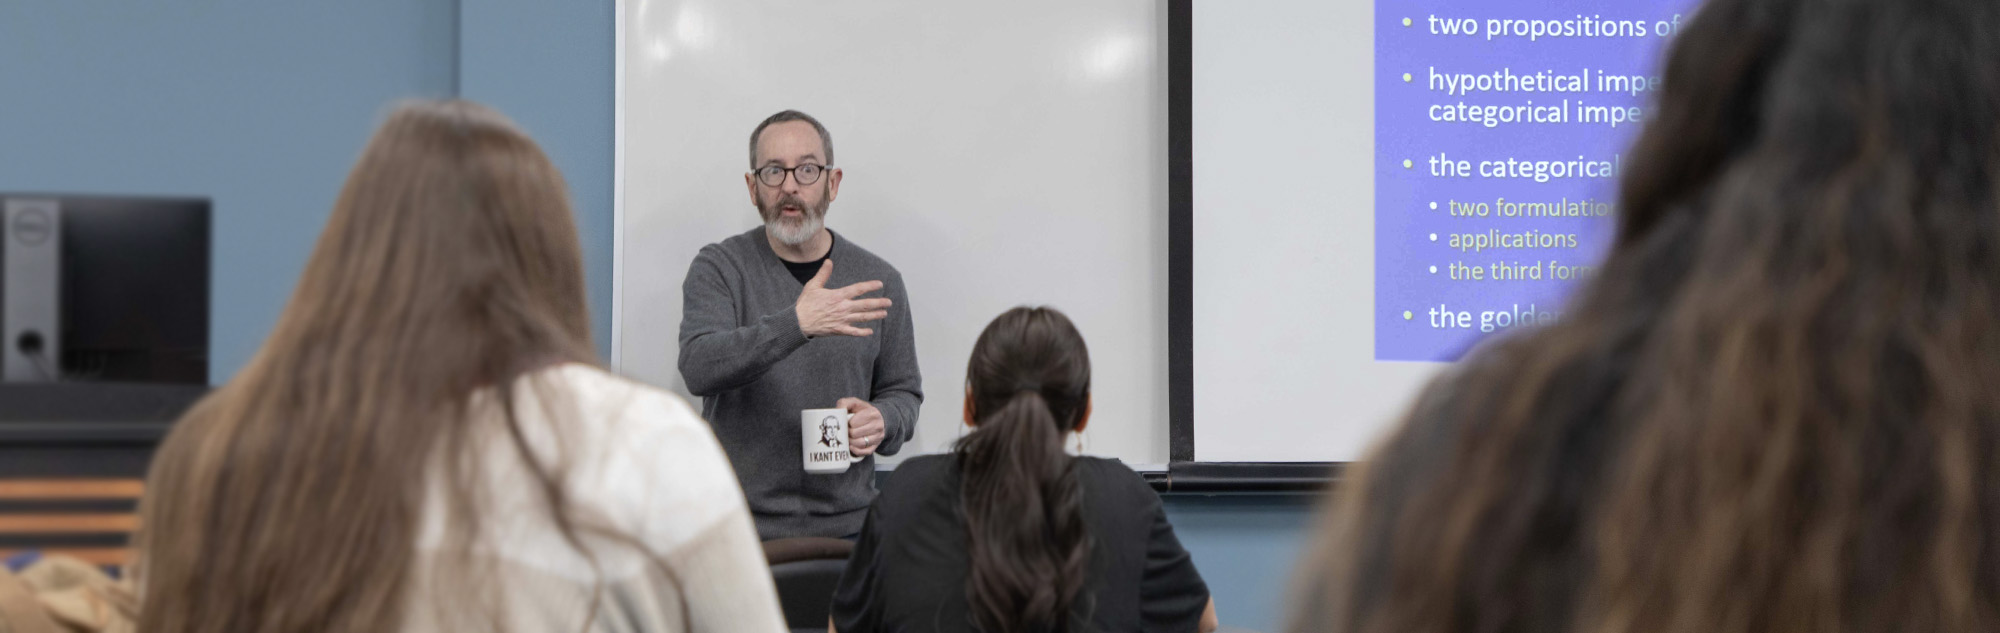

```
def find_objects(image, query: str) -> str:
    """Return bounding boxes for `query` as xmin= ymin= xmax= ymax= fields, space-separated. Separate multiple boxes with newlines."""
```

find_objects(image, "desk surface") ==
xmin=0 ymin=383 xmax=206 ymax=425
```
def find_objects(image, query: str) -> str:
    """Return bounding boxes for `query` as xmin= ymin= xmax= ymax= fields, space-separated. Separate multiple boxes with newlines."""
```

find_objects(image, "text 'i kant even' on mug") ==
xmin=802 ymin=407 xmax=865 ymax=474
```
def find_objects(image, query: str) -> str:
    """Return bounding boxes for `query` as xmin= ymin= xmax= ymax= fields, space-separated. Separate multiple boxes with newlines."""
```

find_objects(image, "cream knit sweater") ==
xmin=400 ymin=364 xmax=786 ymax=633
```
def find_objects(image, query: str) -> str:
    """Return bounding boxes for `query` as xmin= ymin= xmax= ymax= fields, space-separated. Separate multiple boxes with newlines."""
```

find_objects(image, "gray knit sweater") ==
xmin=677 ymin=227 xmax=922 ymax=539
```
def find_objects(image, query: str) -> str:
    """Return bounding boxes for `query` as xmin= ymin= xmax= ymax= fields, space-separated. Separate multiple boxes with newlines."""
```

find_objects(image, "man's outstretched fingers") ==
xmin=840 ymin=280 xmax=885 ymax=298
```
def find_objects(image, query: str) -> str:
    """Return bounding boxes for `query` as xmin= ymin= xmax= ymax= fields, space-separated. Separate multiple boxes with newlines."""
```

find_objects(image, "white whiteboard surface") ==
xmin=1191 ymin=1 xmax=1445 ymax=462
xmin=614 ymin=0 xmax=1170 ymax=465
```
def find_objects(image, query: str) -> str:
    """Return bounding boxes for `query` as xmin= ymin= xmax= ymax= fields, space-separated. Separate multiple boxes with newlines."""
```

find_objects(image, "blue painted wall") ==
xmin=2 ymin=2 xmax=1323 ymax=630
xmin=0 ymin=0 xmax=457 ymax=383
xmin=458 ymin=0 xmax=617 ymax=360
xmin=1163 ymin=495 xmax=1319 ymax=632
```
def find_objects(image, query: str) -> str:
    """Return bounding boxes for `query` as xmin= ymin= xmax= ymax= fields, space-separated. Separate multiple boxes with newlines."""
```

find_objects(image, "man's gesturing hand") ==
xmin=841 ymin=397 xmax=887 ymax=458
xmin=797 ymin=259 xmax=891 ymax=338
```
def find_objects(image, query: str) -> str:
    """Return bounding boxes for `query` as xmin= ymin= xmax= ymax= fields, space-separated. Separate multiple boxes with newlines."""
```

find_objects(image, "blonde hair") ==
xmin=138 ymin=100 xmax=602 ymax=632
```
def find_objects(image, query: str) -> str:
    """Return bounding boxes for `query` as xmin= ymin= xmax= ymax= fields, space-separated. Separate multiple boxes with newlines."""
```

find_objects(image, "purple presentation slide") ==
xmin=1375 ymin=0 xmax=1703 ymax=362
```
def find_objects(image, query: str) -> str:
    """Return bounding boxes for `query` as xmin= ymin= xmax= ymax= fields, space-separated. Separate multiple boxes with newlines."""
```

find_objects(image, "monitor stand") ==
xmin=3 ymin=199 xmax=61 ymax=383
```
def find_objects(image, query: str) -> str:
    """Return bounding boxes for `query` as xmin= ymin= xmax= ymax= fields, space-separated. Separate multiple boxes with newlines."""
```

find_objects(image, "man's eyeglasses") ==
xmin=754 ymin=163 xmax=831 ymax=187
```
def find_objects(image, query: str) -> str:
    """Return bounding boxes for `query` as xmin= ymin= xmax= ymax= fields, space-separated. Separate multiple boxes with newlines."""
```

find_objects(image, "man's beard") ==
xmin=758 ymin=187 xmax=830 ymax=247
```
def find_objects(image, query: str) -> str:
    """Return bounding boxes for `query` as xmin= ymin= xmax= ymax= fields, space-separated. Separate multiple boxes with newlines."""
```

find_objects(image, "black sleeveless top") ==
xmin=831 ymin=455 xmax=1210 ymax=632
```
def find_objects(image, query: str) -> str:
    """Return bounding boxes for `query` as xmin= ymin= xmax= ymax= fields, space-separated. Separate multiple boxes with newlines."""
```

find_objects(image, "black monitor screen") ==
xmin=5 ymin=195 xmax=212 ymax=384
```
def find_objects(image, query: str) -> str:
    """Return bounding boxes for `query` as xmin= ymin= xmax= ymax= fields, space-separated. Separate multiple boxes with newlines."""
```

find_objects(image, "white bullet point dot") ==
xmin=1429 ymin=201 xmax=1438 ymax=210
xmin=1429 ymin=233 xmax=1438 ymax=241
xmin=1429 ymin=265 xmax=1438 ymax=273
xmin=1402 ymin=310 xmax=1413 ymax=320
xmin=1402 ymin=17 xmax=1412 ymax=27
xmin=1403 ymin=159 xmax=1413 ymax=169
xmin=1402 ymin=73 xmax=1412 ymax=82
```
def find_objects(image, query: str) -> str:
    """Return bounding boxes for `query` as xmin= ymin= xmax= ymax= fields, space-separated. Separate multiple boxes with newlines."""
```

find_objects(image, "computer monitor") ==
xmin=1 ymin=194 xmax=210 ymax=385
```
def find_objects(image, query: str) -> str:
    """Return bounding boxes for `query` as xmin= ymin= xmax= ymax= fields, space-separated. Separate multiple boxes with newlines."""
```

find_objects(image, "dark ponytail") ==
xmin=958 ymin=307 xmax=1093 ymax=633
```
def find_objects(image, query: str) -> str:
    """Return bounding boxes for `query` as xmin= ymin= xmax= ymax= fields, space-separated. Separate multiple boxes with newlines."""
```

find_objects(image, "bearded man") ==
xmin=677 ymin=110 xmax=923 ymax=540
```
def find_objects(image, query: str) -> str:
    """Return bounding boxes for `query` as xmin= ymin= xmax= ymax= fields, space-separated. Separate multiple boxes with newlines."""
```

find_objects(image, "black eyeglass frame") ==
xmin=752 ymin=163 xmax=834 ymax=187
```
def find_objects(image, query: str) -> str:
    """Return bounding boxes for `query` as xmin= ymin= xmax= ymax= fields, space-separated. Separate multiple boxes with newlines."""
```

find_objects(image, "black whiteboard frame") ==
xmin=1167 ymin=0 xmax=1196 ymax=464
xmin=1165 ymin=0 xmax=1340 ymax=490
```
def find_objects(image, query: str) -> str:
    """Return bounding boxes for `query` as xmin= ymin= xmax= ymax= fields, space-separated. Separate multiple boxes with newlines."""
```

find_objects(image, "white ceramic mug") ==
xmin=802 ymin=408 xmax=865 ymax=474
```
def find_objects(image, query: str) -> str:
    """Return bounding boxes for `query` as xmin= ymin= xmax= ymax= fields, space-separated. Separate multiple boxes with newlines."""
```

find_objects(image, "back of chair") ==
xmin=0 ymin=479 xmax=143 ymax=569
xmin=762 ymin=537 xmax=854 ymax=632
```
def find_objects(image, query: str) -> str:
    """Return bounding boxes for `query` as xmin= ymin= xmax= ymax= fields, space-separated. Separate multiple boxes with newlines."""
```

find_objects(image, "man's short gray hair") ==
xmin=749 ymin=110 xmax=835 ymax=168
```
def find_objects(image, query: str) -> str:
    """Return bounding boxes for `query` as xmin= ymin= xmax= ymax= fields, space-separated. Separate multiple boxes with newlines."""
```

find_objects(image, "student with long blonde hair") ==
xmin=136 ymin=100 xmax=785 ymax=633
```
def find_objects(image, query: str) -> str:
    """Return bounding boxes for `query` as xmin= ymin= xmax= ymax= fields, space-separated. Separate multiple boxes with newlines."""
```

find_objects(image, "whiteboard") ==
xmin=614 ymin=0 xmax=1170 ymax=465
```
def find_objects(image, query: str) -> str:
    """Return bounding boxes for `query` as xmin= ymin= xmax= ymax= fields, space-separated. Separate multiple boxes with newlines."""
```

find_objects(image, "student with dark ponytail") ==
xmin=831 ymin=307 xmax=1217 ymax=632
